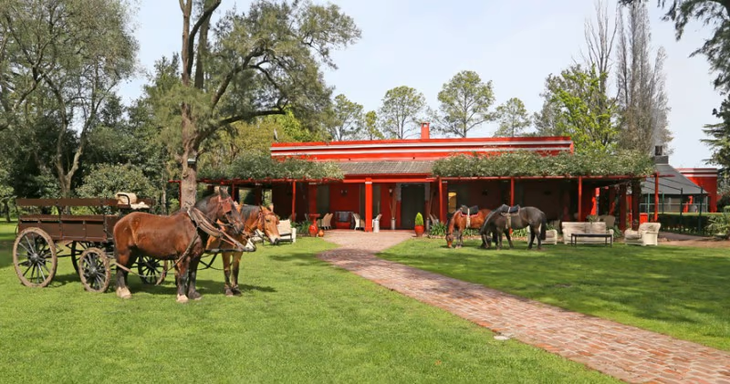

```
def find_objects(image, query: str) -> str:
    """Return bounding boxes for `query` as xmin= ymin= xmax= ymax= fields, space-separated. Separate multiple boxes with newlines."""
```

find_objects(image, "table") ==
xmin=570 ymin=233 xmax=613 ymax=246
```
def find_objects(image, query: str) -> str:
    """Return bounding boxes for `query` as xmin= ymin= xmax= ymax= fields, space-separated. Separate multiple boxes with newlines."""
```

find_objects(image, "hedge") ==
xmin=199 ymin=153 xmax=344 ymax=181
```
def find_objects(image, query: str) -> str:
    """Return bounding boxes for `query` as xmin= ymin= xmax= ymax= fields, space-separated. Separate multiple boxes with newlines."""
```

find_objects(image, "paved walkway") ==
xmin=319 ymin=230 xmax=730 ymax=384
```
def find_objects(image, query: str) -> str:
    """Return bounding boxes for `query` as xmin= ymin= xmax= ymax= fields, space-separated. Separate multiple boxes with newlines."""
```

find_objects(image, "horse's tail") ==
xmin=540 ymin=212 xmax=547 ymax=240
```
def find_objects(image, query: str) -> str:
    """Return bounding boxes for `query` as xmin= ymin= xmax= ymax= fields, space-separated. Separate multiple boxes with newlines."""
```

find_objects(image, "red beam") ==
xmin=365 ymin=178 xmax=373 ymax=232
xmin=291 ymin=182 xmax=296 ymax=222
xmin=438 ymin=178 xmax=445 ymax=223
xmin=510 ymin=177 xmax=515 ymax=206
xmin=654 ymin=172 xmax=659 ymax=222
xmin=578 ymin=176 xmax=583 ymax=221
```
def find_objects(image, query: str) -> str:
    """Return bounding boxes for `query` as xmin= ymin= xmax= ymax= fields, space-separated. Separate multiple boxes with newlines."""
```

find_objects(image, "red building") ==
xmin=265 ymin=123 xmax=643 ymax=231
xmin=677 ymin=168 xmax=719 ymax=212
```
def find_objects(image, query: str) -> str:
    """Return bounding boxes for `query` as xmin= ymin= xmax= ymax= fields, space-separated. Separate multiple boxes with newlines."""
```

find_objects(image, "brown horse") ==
xmin=113 ymin=187 xmax=249 ymax=303
xmin=207 ymin=203 xmax=281 ymax=296
xmin=446 ymin=206 xmax=493 ymax=248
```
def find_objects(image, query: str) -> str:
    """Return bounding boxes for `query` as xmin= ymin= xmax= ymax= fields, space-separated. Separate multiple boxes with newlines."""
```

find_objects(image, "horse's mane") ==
xmin=239 ymin=204 xmax=261 ymax=218
xmin=446 ymin=209 xmax=460 ymax=235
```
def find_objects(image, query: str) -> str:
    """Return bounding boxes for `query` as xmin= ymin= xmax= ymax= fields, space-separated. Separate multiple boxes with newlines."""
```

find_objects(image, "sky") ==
xmin=119 ymin=0 xmax=725 ymax=168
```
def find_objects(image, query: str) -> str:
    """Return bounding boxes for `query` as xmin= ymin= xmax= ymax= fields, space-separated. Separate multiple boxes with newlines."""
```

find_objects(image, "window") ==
xmin=448 ymin=191 xmax=457 ymax=214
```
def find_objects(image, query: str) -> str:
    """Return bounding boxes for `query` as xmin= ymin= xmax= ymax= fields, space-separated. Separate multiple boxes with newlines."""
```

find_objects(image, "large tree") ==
xmin=430 ymin=70 xmax=495 ymax=138
xmin=361 ymin=110 xmax=384 ymax=140
xmin=173 ymin=0 xmax=360 ymax=207
xmin=378 ymin=86 xmax=426 ymax=139
xmin=493 ymin=97 xmax=531 ymax=137
xmin=620 ymin=0 xmax=730 ymax=92
xmin=547 ymin=65 xmax=620 ymax=153
xmin=327 ymin=94 xmax=363 ymax=141
xmin=0 ymin=0 xmax=137 ymax=197
xmin=616 ymin=1 xmax=672 ymax=154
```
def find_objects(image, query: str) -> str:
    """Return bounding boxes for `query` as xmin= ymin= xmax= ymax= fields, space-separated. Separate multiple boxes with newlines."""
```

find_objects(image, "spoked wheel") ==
xmin=78 ymin=247 xmax=111 ymax=293
xmin=70 ymin=241 xmax=96 ymax=273
xmin=137 ymin=256 xmax=167 ymax=286
xmin=13 ymin=227 xmax=58 ymax=287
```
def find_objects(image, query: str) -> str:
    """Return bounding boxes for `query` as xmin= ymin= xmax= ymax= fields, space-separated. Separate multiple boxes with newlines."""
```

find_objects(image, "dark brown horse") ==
xmin=113 ymin=187 xmax=248 ymax=303
xmin=480 ymin=205 xmax=547 ymax=250
xmin=207 ymin=203 xmax=281 ymax=296
xmin=446 ymin=206 xmax=493 ymax=248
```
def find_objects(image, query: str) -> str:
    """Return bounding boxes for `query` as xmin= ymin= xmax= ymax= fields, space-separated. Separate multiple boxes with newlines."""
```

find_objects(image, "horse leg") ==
xmin=536 ymin=224 xmax=543 ymax=251
xmin=186 ymin=256 xmax=202 ymax=301
xmin=527 ymin=226 xmax=535 ymax=249
xmin=222 ymin=252 xmax=234 ymax=297
xmin=505 ymin=229 xmax=514 ymax=249
xmin=231 ymin=252 xmax=243 ymax=296
xmin=176 ymin=257 xmax=190 ymax=303
xmin=114 ymin=246 xmax=133 ymax=299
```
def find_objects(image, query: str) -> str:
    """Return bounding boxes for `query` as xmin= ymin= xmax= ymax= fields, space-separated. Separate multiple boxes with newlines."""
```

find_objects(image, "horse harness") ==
xmin=499 ymin=206 xmax=521 ymax=229
xmin=115 ymin=206 xmax=246 ymax=276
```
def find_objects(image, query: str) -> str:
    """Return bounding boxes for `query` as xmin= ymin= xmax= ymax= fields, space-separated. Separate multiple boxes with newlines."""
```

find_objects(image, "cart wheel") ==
xmin=70 ymin=241 xmax=95 ymax=273
xmin=78 ymin=247 xmax=111 ymax=293
xmin=137 ymin=256 xmax=167 ymax=286
xmin=13 ymin=227 xmax=58 ymax=287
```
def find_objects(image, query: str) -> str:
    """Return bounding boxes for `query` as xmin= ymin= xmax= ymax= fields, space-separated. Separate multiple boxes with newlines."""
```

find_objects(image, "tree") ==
xmin=430 ymin=71 xmax=495 ymax=138
xmin=173 ymin=0 xmax=360 ymax=207
xmin=493 ymin=98 xmax=531 ymax=137
xmin=379 ymin=86 xmax=425 ymax=139
xmin=361 ymin=110 xmax=384 ymax=140
xmin=702 ymin=97 xmax=730 ymax=168
xmin=533 ymin=75 xmax=565 ymax=137
xmin=620 ymin=0 xmax=730 ymax=92
xmin=328 ymin=94 xmax=363 ymax=141
xmin=616 ymin=1 xmax=673 ymax=154
xmin=548 ymin=65 xmax=620 ymax=153
xmin=0 ymin=0 xmax=138 ymax=197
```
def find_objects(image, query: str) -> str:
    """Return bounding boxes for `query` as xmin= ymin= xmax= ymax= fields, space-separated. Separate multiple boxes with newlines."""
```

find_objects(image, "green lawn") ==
xmin=378 ymin=238 xmax=730 ymax=351
xmin=0 ymin=222 xmax=617 ymax=384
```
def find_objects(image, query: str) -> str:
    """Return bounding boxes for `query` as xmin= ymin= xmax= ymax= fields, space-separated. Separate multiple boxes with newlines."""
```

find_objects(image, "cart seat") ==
xmin=115 ymin=192 xmax=150 ymax=210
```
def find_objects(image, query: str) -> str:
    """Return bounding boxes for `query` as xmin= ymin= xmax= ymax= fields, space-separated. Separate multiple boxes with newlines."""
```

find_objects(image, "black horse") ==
xmin=479 ymin=204 xmax=547 ymax=250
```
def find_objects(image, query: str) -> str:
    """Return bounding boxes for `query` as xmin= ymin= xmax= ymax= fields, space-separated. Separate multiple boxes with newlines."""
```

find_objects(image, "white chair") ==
xmin=527 ymin=226 xmax=558 ymax=245
xmin=277 ymin=219 xmax=297 ymax=243
xmin=321 ymin=213 xmax=333 ymax=230
xmin=372 ymin=214 xmax=382 ymax=232
xmin=624 ymin=222 xmax=661 ymax=246
xmin=352 ymin=213 xmax=364 ymax=230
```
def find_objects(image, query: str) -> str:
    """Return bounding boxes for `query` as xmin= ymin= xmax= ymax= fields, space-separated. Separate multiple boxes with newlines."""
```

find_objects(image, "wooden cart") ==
xmin=12 ymin=197 xmax=165 ymax=292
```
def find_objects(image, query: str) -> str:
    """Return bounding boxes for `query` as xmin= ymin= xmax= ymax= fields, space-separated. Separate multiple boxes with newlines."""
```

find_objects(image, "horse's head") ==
xmin=445 ymin=233 xmax=454 ymax=248
xmin=198 ymin=186 xmax=245 ymax=235
xmin=259 ymin=205 xmax=281 ymax=245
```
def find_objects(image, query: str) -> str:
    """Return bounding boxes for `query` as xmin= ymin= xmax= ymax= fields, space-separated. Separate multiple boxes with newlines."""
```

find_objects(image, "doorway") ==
xmin=400 ymin=183 xmax=425 ymax=229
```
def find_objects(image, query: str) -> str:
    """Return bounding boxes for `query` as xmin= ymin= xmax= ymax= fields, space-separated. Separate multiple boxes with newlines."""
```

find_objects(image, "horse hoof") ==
xmin=225 ymin=289 xmax=234 ymax=297
xmin=116 ymin=287 xmax=131 ymax=299
xmin=189 ymin=291 xmax=202 ymax=301
xmin=176 ymin=294 xmax=189 ymax=304
xmin=232 ymin=288 xmax=242 ymax=296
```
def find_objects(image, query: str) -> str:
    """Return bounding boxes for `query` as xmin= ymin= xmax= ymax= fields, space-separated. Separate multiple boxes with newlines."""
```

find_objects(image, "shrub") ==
xmin=707 ymin=206 xmax=730 ymax=238
xmin=415 ymin=212 xmax=424 ymax=226
xmin=429 ymin=222 xmax=447 ymax=236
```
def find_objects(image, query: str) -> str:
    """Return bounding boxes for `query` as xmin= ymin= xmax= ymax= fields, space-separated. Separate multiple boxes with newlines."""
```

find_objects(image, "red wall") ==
xmin=678 ymin=169 xmax=718 ymax=212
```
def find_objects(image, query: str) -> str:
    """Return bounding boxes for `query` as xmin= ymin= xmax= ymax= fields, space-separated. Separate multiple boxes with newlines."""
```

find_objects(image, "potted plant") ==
xmin=414 ymin=212 xmax=425 ymax=237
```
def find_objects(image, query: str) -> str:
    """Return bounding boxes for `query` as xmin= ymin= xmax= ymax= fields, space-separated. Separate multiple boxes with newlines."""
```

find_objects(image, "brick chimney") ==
xmin=420 ymin=122 xmax=430 ymax=140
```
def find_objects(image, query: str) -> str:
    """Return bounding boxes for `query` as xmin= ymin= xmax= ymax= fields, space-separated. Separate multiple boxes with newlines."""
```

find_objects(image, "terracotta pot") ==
xmin=308 ymin=224 xmax=318 ymax=237
xmin=318 ymin=229 xmax=325 ymax=237
xmin=414 ymin=225 xmax=425 ymax=237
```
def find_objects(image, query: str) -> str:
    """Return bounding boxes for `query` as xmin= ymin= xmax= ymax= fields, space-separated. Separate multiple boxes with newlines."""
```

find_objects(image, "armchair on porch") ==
xmin=352 ymin=213 xmax=365 ymax=230
xmin=624 ymin=222 xmax=661 ymax=246
xmin=320 ymin=213 xmax=333 ymax=230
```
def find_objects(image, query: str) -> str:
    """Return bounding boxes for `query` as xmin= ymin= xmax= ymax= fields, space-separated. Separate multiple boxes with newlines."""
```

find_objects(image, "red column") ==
xmin=592 ymin=188 xmax=599 ymax=216
xmin=365 ymin=178 xmax=373 ymax=232
xmin=438 ymin=178 xmax=445 ymax=223
xmin=510 ymin=178 xmax=515 ymax=206
xmin=291 ymin=182 xmax=296 ymax=222
xmin=254 ymin=186 xmax=262 ymax=205
xmin=578 ymin=177 xmax=583 ymax=221
xmin=619 ymin=184 xmax=627 ymax=230
xmin=654 ymin=172 xmax=659 ymax=222
xmin=631 ymin=179 xmax=641 ymax=230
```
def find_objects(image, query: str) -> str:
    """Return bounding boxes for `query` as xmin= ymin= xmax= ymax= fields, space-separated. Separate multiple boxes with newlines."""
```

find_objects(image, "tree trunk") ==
xmin=3 ymin=200 xmax=10 ymax=222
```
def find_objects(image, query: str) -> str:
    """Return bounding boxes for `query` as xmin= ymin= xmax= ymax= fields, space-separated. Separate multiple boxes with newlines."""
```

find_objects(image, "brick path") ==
xmin=319 ymin=230 xmax=730 ymax=384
